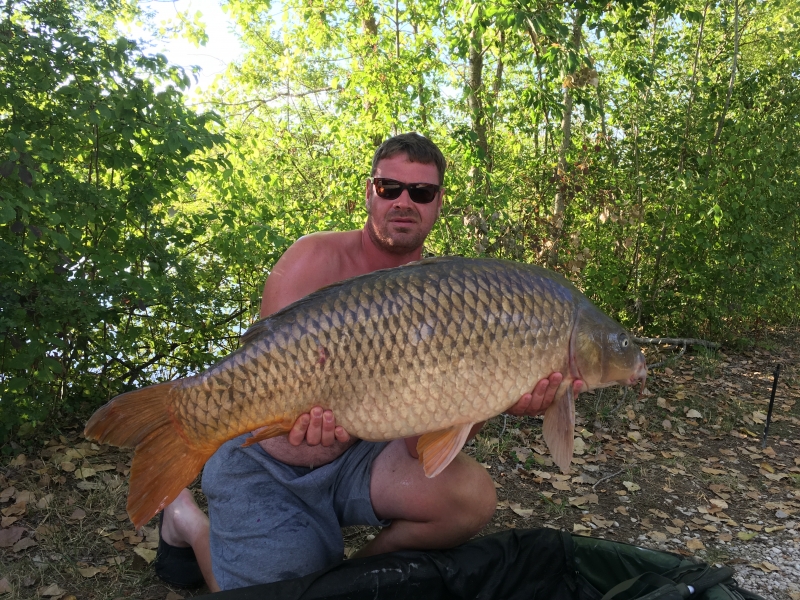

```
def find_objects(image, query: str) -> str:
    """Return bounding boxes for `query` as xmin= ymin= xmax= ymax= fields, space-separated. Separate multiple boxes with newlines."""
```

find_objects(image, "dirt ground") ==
xmin=1 ymin=328 xmax=798 ymax=599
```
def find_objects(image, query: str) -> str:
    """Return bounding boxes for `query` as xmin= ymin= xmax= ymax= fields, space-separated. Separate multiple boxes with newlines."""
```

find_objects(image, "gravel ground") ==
xmin=728 ymin=522 xmax=800 ymax=599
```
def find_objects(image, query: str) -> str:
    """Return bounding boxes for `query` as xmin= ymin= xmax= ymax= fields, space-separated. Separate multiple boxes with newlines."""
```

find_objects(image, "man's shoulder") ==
xmin=291 ymin=230 xmax=361 ymax=253
xmin=282 ymin=230 xmax=361 ymax=273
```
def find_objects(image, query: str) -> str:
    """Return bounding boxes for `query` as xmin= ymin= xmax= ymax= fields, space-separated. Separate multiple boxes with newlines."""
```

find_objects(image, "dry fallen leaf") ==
xmin=647 ymin=531 xmax=668 ymax=543
xmin=38 ymin=583 xmax=65 ymax=597
xmin=623 ymin=481 xmax=641 ymax=492
xmin=685 ymin=538 xmax=705 ymax=551
xmin=686 ymin=409 xmax=702 ymax=419
xmin=12 ymin=537 xmax=38 ymax=552
xmin=68 ymin=508 xmax=86 ymax=521
xmin=166 ymin=593 xmax=184 ymax=600
xmin=77 ymin=567 xmax=103 ymax=578
xmin=134 ymin=547 xmax=157 ymax=564
xmin=74 ymin=467 xmax=96 ymax=480
xmin=0 ymin=577 xmax=11 ymax=594
xmin=709 ymin=498 xmax=728 ymax=510
xmin=701 ymin=467 xmax=725 ymax=475
xmin=59 ymin=461 xmax=76 ymax=472
xmin=764 ymin=526 xmax=785 ymax=533
xmin=552 ymin=480 xmax=571 ymax=491
xmin=1 ymin=500 xmax=26 ymax=517
xmin=509 ymin=503 xmax=533 ymax=518
xmin=737 ymin=531 xmax=757 ymax=541
xmin=35 ymin=524 xmax=57 ymax=539
xmin=573 ymin=523 xmax=592 ymax=533
xmin=0 ymin=526 xmax=24 ymax=548
xmin=573 ymin=437 xmax=586 ymax=455
xmin=14 ymin=490 xmax=35 ymax=503
xmin=568 ymin=494 xmax=599 ymax=507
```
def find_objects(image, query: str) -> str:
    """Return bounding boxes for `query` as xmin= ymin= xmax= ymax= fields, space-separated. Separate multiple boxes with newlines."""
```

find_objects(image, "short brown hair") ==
xmin=371 ymin=133 xmax=446 ymax=185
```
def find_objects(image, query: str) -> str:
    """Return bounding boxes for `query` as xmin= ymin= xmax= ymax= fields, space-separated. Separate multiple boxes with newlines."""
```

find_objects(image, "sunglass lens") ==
xmin=407 ymin=186 xmax=437 ymax=204
xmin=374 ymin=180 xmax=403 ymax=200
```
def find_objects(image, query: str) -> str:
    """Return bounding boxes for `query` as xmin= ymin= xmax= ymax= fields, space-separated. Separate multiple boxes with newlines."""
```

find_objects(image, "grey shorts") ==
xmin=202 ymin=435 xmax=390 ymax=590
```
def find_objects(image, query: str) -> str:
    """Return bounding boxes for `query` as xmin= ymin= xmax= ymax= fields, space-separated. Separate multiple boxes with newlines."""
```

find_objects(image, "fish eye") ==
xmin=621 ymin=335 xmax=629 ymax=348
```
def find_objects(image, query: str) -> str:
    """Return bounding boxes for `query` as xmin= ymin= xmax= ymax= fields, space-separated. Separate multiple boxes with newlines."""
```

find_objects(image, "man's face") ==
xmin=365 ymin=154 xmax=443 ymax=255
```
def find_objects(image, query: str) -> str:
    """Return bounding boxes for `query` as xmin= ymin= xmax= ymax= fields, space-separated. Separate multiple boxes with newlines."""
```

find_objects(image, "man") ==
xmin=156 ymin=133 xmax=585 ymax=591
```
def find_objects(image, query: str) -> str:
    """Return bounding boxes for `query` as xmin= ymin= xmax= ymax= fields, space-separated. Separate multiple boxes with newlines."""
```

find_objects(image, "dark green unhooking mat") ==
xmin=198 ymin=528 xmax=764 ymax=600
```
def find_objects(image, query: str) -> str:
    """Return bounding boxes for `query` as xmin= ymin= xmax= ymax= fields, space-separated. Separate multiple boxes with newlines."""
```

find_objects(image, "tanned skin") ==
xmin=160 ymin=154 xmax=586 ymax=592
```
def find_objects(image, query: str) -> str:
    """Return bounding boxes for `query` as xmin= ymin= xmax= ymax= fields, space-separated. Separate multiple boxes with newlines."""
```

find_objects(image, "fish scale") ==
xmin=84 ymin=256 xmax=645 ymax=528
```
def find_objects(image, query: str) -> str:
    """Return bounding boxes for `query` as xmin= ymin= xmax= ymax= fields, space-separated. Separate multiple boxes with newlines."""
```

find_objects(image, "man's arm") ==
xmin=260 ymin=234 xmax=352 ymax=446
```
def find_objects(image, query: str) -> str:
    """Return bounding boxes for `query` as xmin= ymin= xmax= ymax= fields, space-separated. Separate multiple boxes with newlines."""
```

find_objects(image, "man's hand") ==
xmin=288 ymin=406 xmax=351 ymax=446
xmin=506 ymin=373 xmax=586 ymax=417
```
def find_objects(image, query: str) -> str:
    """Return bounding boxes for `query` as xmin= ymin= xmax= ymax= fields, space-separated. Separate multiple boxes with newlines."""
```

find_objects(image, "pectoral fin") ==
xmin=241 ymin=419 xmax=294 ymax=446
xmin=542 ymin=381 xmax=575 ymax=474
xmin=416 ymin=423 xmax=474 ymax=478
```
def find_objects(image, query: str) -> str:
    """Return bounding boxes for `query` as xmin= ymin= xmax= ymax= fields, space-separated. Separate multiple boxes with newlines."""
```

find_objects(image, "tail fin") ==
xmin=84 ymin=382 xmax=213 ymax=529
xmin=542 ymin=380 xmax=575 ymax=474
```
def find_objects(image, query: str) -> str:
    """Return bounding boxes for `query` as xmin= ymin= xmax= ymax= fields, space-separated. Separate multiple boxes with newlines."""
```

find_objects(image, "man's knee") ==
xmin=445 ymin=455 xmax=497 ymax=533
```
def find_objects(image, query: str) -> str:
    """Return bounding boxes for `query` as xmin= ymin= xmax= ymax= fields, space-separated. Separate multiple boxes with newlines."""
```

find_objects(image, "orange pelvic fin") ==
xmin=84 ymin=382 xmax=213 ymax=529
xmin=241 ymin=419 xmax=294 ymax=446
xmin=542 ymin=380 xmax=576 ymax=474
xmin=417 ymin=423 xmax=474 ymax=478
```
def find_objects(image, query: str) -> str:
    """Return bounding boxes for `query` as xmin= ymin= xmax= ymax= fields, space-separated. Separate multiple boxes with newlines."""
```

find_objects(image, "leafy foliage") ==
xmin=2 ymin=0 xmax=799 ymax=439
xmin=0 ymin=0 xmax=226 ymax=438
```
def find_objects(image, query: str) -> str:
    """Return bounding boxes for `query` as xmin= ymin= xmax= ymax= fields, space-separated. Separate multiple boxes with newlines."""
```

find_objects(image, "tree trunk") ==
xmin=547 ymin=12 xmax=581 ymax=269
xmin=711 ymin=0 xmax=740 ymax=147
xmin=355 ymin=0 xmax=383 ymax=147
xmin=488 ymin=29 xmax=504 ymax=174
xmin=467 ymin=23 xmax=488 ymax=191
xmin=413 ymin=22 xmax=428 ymax=128
xmin=678 ymin=0 xmax=709 ymax=173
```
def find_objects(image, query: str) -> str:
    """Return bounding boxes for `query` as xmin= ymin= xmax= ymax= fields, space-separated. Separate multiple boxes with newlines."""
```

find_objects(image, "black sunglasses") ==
xmin=369 ymin=177 xmax=441 ymax=204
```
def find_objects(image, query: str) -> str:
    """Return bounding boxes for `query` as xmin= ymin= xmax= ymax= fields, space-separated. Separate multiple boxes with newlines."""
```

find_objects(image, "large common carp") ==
xmin=85 ymin=257 xmax=646 ymax=528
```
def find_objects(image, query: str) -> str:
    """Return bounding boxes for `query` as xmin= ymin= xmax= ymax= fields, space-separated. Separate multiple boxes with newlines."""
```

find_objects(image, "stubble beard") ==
xmin=365 ymin=211 xmax=429 ymax=255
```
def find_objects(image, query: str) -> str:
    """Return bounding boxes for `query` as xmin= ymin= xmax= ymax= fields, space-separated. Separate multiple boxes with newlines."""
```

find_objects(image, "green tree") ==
xmin=0 ymin=0 xmax=226 ymax=437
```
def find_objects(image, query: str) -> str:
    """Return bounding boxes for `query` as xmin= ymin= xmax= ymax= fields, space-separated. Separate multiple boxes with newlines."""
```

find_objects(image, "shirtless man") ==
xmin=156 ymin=133 xmax=585 ymax=591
